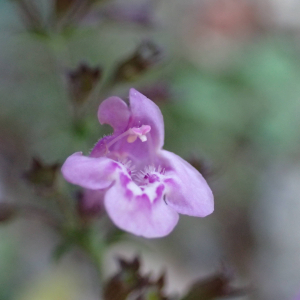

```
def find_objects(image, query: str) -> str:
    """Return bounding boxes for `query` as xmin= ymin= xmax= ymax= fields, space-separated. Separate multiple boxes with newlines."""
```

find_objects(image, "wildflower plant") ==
xmin=62 ymin=88 xmax=214 ymax=238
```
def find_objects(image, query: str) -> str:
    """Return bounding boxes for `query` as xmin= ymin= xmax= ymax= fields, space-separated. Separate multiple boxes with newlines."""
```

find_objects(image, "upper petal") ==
xmin=61 ymin=152 xmax=124 ymax=190
xmin=98 ymin=96 xmax=130 ymax=133
xmin=104 ymin=173 xmax=179 ymax=238
xmin=92 ymin=89 xmax=165 ymax=163
xmin=160 ymin=150 xmax=214 ymax=217
xmin=90 ymin=134 xmax=116 ymax=158
xmin=129 ymin=88 xmax=164 ymax=151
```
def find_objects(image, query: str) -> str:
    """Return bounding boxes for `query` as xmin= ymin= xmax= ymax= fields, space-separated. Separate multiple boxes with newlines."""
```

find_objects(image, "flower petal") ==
xmin=104 ymin=173 xmax=179 ymax=238
xmin=160 ymin=150 xmax=214 ymax=217
xmin=90 ymin=135 xmax=115 ymax=157
xmin=61 ymin=152 xmax=123 ymax=190
xmin=93 ymin=89 xmax=165 ymax=163
xmin=129 ymin=88 xmax=164 ymax=151
xmin=104 ymin=89 xmax=165 ymax=163
xmin=98 ymin=96 xmax=130 ymax=133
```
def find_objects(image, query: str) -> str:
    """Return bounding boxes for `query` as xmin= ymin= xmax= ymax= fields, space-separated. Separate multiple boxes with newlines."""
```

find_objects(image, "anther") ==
xmin=127 ymin=125 xmax=151 ymax=143
xmin=105 ymin=125 xmax=151 ymax=151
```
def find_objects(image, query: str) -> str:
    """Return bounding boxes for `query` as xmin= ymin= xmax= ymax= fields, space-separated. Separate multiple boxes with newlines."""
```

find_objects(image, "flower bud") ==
xmin=104 ymin=256 xmax=170 ymax=300
xmin=181 ymin=270 xmax=246 ymax=300
xmin=54 ymin=0 xmax=97 ymax=24
xmin=54 ymin=0 xmax=76 ymax=18
xmin=0 ymin=203 xmax=17 ymax=223
xmin=68 ymin=63 xmax=102 ymax=105
xmin=113 ymin=41 xmax=162 ymax=82
xmin=24 ymin=157 xmax=60 ymax=190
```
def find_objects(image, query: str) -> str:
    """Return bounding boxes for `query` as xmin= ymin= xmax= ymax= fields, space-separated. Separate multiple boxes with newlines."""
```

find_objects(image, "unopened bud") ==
xmin=113 ymin=41 xmax=162 ymax=82
xmin=0 ymin=203 xmax=17 ymax=223
xmin=68 ymin=63 xmax=102 ymax=105
xmin=54 ymin=0 xmax=76 ymax=18
xmin=23 ymin=157 xmax=60 ymax=189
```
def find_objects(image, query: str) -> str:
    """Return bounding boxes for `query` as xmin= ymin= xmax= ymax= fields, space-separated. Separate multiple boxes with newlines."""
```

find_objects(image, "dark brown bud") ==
xmin=118 ymin=256 xmax=141 ymax=273
xmin=54 ymin=0 xmax=98 ymax=27
xmin=181 ymin=270 xmax=246 ymax=300
xmin=104 ymin=256 xmax=171 ymax=300
xmin=23 ymin=157 xmax=60 ymax=189
xmin=54 ymin=0 xmax=77 ymax=18
xmin=113 ymin=41 xmax=162 ymax=82
xmin=104 ymin=256 xmax=147 ymax=300
xmin=156 ymin=272 xmax=166 ymax=290
xmin=68 ymin=63 xmax=102 ymax=105
xmin=0 ymin=203 xmax=17 ymax=223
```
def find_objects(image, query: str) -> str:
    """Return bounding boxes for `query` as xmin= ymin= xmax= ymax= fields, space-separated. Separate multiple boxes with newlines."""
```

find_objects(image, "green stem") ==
xmin=73 ymin=227 xmax=105 ymax=297
xmin=51 ymin=191 xmax=77 ymax=228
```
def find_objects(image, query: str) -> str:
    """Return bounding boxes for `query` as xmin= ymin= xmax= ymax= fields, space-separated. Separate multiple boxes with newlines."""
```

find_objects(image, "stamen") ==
xmin=139 ymin=135 xmax=147 ymax=142
xmin=127 ymin=125 xmax=151 ymax=143
xmin=127 ymin=135 xmax=138 ymax=143
xmin=118 ymin=158 xmax=136 ymax=176
xmin=104 ymin=125 xmax=151 ymax=152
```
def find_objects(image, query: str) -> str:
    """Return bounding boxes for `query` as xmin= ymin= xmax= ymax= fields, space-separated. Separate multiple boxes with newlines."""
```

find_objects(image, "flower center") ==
xmin=145 ymin=173 xmax=159 ymax=183
xmin=134 ymin=165 xmax=165 ymax=186
xmin=105 ymin=125 xmax=151 ymax=152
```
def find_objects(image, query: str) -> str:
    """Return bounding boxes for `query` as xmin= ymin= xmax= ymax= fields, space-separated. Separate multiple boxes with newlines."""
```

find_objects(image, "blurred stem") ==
xmin=46 ymin=35 xmax=85 ymax=136
xmin=83 ymin=71 xmax=115 ymax=117
xmin=83 ymin=237 xmax=104 ymax=282
xmin=72 ymin=226 xmax=105 ymax=297
xmin=46 ymin=33 xmax=72 ymax=86
xmin=46 ymin=33 xmax=116 ymax=137
xmin=13 ymin=0 xmax=46 ymax=35
xmin=69 ymin=70 xmax=115 ymax=137
xmin=53 ymin=0 xmax=95 ymax=32
xmin=51 ymin=190 xmax=77 ymax=228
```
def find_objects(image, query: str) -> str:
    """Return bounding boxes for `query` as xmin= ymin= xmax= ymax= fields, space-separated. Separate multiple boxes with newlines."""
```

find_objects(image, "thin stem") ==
xmin=72 ymin=227 xmax=105 ymax=297
xmin=51 ymin=191 xmax=77 ymax=228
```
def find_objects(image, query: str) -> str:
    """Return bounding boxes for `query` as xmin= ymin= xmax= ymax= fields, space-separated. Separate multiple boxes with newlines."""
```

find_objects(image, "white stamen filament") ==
xmin=118 ymin=158 xmax=136 ymax=175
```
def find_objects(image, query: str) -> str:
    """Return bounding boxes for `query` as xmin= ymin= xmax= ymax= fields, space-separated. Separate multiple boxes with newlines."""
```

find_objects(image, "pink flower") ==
xmin=62 ymin=89 xmax=214 ymax=238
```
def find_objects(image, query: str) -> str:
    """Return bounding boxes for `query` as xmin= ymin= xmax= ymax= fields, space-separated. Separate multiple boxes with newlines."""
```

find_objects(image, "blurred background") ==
xmin=1 ymin=0 xmax=300 ymax=299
